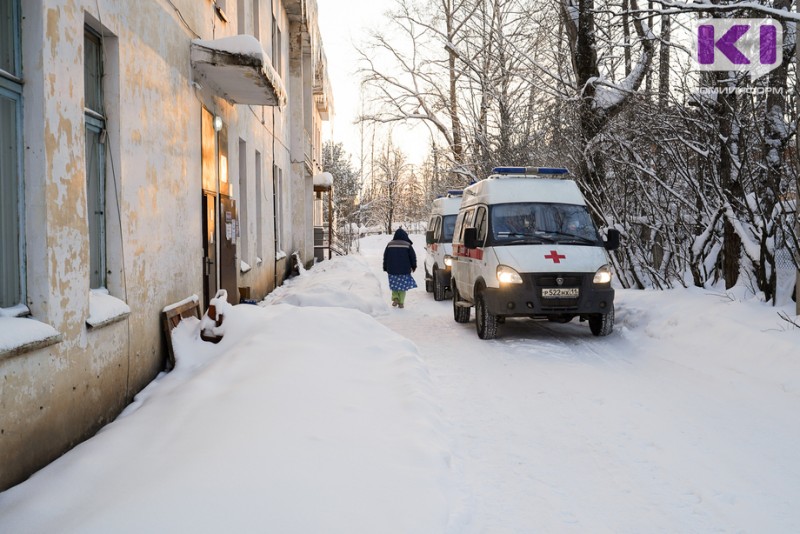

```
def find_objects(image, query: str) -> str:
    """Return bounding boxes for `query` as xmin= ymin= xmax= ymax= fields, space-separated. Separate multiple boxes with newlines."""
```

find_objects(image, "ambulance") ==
xmin=424 ymin=190 xmax=463 ymax=301
xmin=450 ymin=167 xmax=620 ymax=339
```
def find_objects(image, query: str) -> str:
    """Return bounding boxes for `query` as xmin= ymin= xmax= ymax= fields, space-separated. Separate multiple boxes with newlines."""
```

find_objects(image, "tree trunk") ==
xmin=658 ymin=14 xmax=670 ymax=109
xmin=717 ymin=75 xmax=742 ymax=289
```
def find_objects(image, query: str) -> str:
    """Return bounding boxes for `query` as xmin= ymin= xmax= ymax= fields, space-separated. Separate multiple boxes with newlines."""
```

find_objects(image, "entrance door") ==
xmin=201 ymin=107 xmax=240 ymax=306
xmin=219 ymin=195 xmax=238 ymax=301
xmin=202 ymin=191 xmax=218 ymax=309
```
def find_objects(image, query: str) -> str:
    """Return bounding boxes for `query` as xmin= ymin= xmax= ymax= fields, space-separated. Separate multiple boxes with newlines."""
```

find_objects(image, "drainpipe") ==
xmin=273 ymin=107 xmax=279 ymax=290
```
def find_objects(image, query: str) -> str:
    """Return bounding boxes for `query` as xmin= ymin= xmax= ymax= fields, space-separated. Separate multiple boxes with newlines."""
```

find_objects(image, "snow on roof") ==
xmin=191 ymin=35 xmax=287 ymax=107
xmin=313 ymin=172 xmax=333 ymax=188
xmin=192 ymin=35 xmax=266 ymax=60
xmin=462 ymin=177 xmax=586 ymax=208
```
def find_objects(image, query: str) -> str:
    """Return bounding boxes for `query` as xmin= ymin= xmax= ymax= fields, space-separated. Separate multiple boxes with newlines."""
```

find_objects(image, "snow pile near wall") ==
xmin=262 ymin=254 xmax=386 ymax=316
xmin=0 ymin=301 xmax=452 ymax=533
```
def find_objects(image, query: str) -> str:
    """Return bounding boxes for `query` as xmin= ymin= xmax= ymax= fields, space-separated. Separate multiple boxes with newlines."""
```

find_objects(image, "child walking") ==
xmin=382 ymin=228 xmax=417 ymax=308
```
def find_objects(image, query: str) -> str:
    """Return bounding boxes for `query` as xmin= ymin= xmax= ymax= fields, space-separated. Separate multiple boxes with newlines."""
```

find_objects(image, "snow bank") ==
xmin=0 ymin=299 xmax=451 ymax=533
xmin=262 ymin=254 xmax=386 ymax=316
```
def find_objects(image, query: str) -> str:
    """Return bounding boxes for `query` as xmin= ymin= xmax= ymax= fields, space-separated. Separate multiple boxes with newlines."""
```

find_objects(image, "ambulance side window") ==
xmin=453 ymin=209 xmax=471 ymax=245
xmin=474 ymin=207 xmax=488 ymax=244
xmin=433 ymin=217 xmax=442 ymax=242
xmin=462 ymin=209 xmax=475 ymax=236
xmin=453 ymin=212 xmax=463 ymax=244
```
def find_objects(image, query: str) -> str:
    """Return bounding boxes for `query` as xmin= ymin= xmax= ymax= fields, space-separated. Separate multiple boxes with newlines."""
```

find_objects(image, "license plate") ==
xmin=542 ymin=287 xmax=579 ymax=298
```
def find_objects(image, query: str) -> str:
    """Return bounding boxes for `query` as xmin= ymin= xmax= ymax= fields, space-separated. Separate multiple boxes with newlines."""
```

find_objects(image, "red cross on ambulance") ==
xmin=544 ymin=250 xmax=566 ymax=263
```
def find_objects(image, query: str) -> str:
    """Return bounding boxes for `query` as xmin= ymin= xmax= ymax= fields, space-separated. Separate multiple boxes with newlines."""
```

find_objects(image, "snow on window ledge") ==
xmin=0 ymin=316 xmax=62 ymax=359
xmin=86 ymin=289 xmax=131 ymax=329
xmin=0 ymin=304 xmax=30 ymax=318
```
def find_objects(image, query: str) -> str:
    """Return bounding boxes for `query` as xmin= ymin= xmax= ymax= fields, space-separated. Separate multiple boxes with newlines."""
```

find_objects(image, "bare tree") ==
xmin=322 ymin=141 xmax=362 ymax=254
xmin=352 ymin=0 xmax=800 ymax=302
xmin=358 ymin=0 xmax=478 ymax=171
xmin=366 ymin=137 xmax=412 ymax=233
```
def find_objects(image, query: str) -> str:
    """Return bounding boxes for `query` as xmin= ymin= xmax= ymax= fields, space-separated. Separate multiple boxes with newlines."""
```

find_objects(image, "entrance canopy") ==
xmin=191 ymin=35 xmax=286 ymax=107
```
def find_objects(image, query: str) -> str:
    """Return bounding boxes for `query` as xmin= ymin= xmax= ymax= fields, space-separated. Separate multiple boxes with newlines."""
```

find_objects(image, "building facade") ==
xmin=0 ymin=0 xmax=332 ymax=491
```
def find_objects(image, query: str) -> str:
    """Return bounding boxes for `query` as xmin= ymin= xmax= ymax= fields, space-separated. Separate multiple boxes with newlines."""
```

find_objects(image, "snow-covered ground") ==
xmin=0 ymin=234 xmax=798 ymax=533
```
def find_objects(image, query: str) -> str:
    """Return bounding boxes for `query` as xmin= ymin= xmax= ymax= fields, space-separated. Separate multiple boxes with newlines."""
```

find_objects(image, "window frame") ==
xmin=0 ymin=0 xmax=25 ymax=311
xmin=0 ymin=0 xmax=21 ymax=80
xmin=0 ymin=84 xmax=24 ymax=310
xmin=84 ymin=26 xmax=107 ymax=289
xmin=273 ymin=164 xmax=284 ymax=254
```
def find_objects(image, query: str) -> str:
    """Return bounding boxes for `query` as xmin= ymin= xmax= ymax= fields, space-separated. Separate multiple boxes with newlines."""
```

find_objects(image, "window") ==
xmin=428 ymin=217 xmax=438 ymax=240
xmin=237 ymin=0 xmax=246 ymax=35
xmin=273 ymin=164 xmax=283 ymax=253
xmin=1 ymin=0 xmax=20 ymax=76
xmin=272 ymin=12 xmax=282 ymax=77
xmin=85 ymin=28 xmax=107 ymax=289
xmin=1 ymin=0 xmax=23 ymax=309
xmin=238 ymin=139 xmax=249 ymax=261
xmin=475 ymin=207 xmax=488 ymax=243
xmin=489 ymin=203 xmax=601 ymax=245
xmin=255 ymin=151 xmax=263 ymax=258
xmin=442 ymin=214 xmax=457 ymax=242
xmin=252 ymin=0 xmax=260 ymax=40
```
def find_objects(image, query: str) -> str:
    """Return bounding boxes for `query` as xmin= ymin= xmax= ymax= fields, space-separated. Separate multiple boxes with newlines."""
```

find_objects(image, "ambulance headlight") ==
xmin=444 ymin=255 xmax=453 ymax=267
xmin=497 ymin=265 xmax=523 ymax=284
xmin=593 ymin=264 xmax=612 ymax=285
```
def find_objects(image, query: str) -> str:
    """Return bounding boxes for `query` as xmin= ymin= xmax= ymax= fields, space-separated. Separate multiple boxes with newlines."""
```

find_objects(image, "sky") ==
xmin=317 ymin=0 xmax=431 ymax=166
xmin=0 ymin=234 xmax=798 ymax=532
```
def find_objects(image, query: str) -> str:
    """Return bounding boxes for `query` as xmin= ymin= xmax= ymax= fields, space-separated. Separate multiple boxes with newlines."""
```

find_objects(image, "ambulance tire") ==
xmin=589 ymin=306 xmax=614 ymax=337
xmin=475 ymin=291 xmax=498 ymax=340
xmin=453 ymin=283 xmax=471 ymax=323
xmin=433 ymin=269 xmax=447 ymax=301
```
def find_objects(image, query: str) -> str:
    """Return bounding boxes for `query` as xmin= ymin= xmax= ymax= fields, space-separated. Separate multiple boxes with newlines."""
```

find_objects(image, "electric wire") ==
xmin=94 ymin=0 xmax=133 ymax=399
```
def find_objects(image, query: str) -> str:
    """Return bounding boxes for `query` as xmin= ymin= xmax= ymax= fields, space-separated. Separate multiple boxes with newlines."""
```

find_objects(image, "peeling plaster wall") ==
xmin=1 ymin=0 xmax=323 ymax=490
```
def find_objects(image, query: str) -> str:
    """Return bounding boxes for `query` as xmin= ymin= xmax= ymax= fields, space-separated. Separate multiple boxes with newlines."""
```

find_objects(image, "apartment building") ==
xmin=0 ymin=0 xmax=332 ymax=490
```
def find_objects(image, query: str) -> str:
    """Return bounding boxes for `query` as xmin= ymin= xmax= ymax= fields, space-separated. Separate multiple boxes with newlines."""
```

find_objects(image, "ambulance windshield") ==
xmin=490 ymin=203 xmax=602 ymax=245
xmin=442 ymin=215 xmax=457 ymax=241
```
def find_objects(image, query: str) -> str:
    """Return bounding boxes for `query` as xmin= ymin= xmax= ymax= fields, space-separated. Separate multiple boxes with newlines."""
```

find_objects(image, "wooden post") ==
xmin=328 ymin=187 xmax=333 ymax=259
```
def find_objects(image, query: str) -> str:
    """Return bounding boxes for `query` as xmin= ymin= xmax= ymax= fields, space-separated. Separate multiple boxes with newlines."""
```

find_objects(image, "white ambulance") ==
xmin=424 ymin=190 xmax=463 ymax=300
xmin=450 ymin=167 xmax=620 ymax=339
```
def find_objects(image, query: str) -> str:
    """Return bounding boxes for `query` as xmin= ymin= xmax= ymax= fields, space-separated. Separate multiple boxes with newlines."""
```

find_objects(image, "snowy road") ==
xmin=0 ymin=234 xmax=797 ymax=533
xmin=360 ymin=235 xmax=800 ymax=533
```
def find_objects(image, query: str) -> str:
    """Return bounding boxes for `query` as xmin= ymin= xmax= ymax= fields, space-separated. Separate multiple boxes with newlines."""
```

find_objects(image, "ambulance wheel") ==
xmin=589 ymin=306 xmax=614 ymax=337
xmin=433 ymin=269 xmax=446 ymax=301
xmin=453 ymin=283 xmax=471 ymax=323
xmin=475 ymin=291 xmax=498 ymax=340
xmin=424 ymin=269 xmax=433 ymax=293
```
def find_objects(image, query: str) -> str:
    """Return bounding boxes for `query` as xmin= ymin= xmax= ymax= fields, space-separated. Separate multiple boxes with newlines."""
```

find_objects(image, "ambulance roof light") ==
xmin=491 ymin=166 xmax=569 ymax=175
